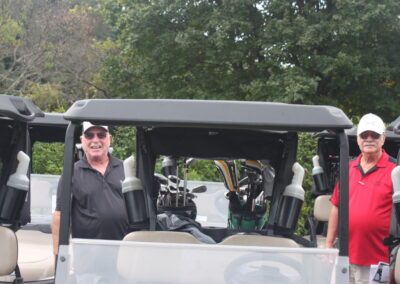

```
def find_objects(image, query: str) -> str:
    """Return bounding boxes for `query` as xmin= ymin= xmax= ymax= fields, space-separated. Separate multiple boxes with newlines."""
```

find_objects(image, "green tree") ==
xmin=98 ymin=0 xmax=400 ymax=120
xmin=32 ymin=142 xmax=64 ymax=174
xmin=111 ymin=126 xmax=136 ymax=160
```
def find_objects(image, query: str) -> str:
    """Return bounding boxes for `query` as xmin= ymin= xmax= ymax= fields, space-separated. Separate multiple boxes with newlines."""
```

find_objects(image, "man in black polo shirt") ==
xmin=52 ymin=122 xmax=128 ymax=255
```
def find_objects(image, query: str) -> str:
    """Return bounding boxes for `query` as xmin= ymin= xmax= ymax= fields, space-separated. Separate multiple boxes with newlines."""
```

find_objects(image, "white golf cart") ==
xmin=55 ymin=99 xmax=353 ymax=284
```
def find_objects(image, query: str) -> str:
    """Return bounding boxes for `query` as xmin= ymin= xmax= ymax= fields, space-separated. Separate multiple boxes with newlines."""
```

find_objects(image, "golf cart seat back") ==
xmin=0 ymin=226 xmax=18 ymax=276
xmin=312 ymin=195 xmax=332 ymax=248
xmin=14 ymin=230 xmax=55 ymax=281
xmin=396 ymin=250 xmax=400 ymax=283
xmin=219 ymin=234 xmax=300 ymax=247
xmin=123 ymin=231 xmax=204 ymax=244
xmin=314 ymin=195 xmax=332 ymax=222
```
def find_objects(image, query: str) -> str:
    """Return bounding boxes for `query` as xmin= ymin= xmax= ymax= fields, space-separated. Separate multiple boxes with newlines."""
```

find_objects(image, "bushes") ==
xmin=32 ymin=142 xmax=64 ymax=175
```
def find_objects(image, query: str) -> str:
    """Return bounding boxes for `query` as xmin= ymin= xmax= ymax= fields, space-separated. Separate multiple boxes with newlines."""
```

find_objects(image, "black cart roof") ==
xmin=0 ymin=94 xmax=44 ymax=122
xmin=64 ymin=99 xmax=352 ymax=132
xmin=29 ymin=112 xmax=69 ymax=143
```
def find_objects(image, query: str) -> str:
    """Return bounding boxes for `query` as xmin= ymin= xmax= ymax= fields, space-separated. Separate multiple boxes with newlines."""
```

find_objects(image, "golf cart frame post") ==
xmin=0 ymin=95 xmax=45 ymax=283
xmin=57 ymin=99 xmax=352 ymax=283
xmin=0 ymin=94 xmax=45 ymax=227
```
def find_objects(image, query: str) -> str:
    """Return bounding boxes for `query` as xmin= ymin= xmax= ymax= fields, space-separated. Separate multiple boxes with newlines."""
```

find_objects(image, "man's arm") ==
xmin=52 ymin=210 xmax=61 ymax=255
xmin=326 ymin=205 xmax=338 ymax=248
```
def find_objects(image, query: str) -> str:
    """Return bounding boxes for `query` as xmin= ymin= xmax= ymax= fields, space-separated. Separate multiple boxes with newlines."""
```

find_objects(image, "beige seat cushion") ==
xmin=0 ymin=226 xmax=18 ymax=276
xmin=313 ymin=195 xmax=332 ymax=222
xmin=0 ymin=230 xmax=55 ymax=282
xmin=219 ymin=234 xmax=300 ymax=247
xmin=395 ymin=249 xmax=400 ymax=284
xmin=123 ymin=231 xmax=204 ymax=244
xmin=16 ymin=230 xmax=55 ymax=281
xmin=302 ymin=195 xmax=333 ymax=248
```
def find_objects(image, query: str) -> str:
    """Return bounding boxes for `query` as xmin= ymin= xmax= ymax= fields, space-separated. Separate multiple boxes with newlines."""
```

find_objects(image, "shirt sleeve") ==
xmin=330 ymin=182 xmax=339 ymax=207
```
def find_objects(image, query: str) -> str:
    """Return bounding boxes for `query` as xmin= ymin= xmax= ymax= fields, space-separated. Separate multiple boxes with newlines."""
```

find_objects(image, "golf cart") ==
xmin=0 ymin=102 xmax=69 ymax=284
xmin=55 ymin=99 xmax=353 ymax=284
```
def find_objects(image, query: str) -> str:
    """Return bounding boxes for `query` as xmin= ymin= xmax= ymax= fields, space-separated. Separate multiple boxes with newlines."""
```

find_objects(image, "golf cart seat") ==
xmin=219 ymin=234 xmax=300 ymax=247
xmin=314 ymin=195 xmax=332 ymax=222
xmin=0 ymin=226 xmax=18 ymax=276
xmin=305 ymin=195 xmax=332 ymax=248
xmin=123 ymin=231 xmax=204 ymax=244
xmin=15 ymin=230 xmax=55 ymax=281
xmin=395 ymin=250 xmax=400 ymax=283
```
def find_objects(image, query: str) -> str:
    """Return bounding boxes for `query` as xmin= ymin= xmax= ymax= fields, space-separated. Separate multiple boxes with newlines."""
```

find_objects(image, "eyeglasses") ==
xmin=359 ymin=132 xmax=381 ymax=139
xmin=84 ymin=132 xmax=107 ymax=140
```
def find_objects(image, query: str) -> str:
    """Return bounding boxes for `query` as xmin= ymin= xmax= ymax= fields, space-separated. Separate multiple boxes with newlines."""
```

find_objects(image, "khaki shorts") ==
xmin=350 ymin=263 xmax=369 ymax=284
xmin=350 ymin=263 xmax=389 ymax=284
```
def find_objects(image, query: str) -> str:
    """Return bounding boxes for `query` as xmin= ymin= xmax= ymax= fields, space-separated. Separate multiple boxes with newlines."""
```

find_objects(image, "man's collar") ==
xmin=78 ymin=154 xmax=117 ymax=168
xmin=355 ymin=150 xmax=388 ymax=168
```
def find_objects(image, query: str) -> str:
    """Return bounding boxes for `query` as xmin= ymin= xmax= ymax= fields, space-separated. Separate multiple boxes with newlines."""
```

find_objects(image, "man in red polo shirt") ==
xmin=326 ymin=113 xmax=396 ymax=284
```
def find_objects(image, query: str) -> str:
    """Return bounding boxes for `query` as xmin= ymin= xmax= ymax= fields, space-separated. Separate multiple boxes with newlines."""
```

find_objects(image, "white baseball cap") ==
xmin=82 ymin=121 xmax=109 ymax=134
xmin=356 ymin=113 xmax=385 ymax=136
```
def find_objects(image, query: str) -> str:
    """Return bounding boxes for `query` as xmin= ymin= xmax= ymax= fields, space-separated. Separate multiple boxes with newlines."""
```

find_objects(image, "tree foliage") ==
xmin=3 ymin=0 xmax=398 ymax=236
xmin=32 ymin=142 xmax=65 ymax=175
xmin=99 ymin=0 xmax=400 ymax=120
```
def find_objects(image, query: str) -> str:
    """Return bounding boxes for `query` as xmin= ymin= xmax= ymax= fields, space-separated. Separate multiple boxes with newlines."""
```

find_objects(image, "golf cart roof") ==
xmin=64 ymin=99 xmax=352 ymax=132
xmin=30 ymin=112 xmax=68 ymax=127
xmin=0 ymin=94 xmax=44 ymax=122
xmin=29 ymin=112 xmax=69 ymax=143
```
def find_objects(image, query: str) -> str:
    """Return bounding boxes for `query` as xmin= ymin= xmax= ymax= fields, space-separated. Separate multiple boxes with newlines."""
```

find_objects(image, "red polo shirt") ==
xmin=331 ymin=150 xmax=396 ymax=265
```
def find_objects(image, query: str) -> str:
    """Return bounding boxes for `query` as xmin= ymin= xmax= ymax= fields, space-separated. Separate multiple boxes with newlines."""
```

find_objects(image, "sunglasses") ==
xmin=359 ymin=132 xmax=381 ymax=139
xmin=84 ymin=132 xmax=107 ymax=140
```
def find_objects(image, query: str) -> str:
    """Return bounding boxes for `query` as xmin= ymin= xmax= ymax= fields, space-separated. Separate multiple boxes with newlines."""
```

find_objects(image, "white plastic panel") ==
xmin=55 ymin=238 xmax=342 ymax=284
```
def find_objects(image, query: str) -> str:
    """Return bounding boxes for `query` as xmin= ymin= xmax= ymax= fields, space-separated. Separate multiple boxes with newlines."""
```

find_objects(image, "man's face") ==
xmin=357 ymin=131 xmax=385 ymax=155
xmin=80 ymin=127 xmax=111 ymax=162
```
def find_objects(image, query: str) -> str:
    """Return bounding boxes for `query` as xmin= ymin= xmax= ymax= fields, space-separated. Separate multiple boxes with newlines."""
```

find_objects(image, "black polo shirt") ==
xmin=56 ymin=155 xmax=128 ymax=240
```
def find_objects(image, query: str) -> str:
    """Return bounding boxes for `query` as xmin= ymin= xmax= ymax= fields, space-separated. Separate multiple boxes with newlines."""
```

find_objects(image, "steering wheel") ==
xmin=224 ymin=252 xmax=308 ymax=284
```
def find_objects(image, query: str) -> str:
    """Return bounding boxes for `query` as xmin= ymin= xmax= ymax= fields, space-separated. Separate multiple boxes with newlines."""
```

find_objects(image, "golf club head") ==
xmin=186 ymin=193 xmax=197 ymax=199
xmin=191 ymin=185 xmax=207 ymax=193
xmin=154 ymin=173 xmax=168 ymax=185
xmin=168 ymin=175 xmax=180 ymax=185
xmin=185 ymin=158 xmax=196 ymax=167
xmin=214 ymin=160 xmax=238 ymax=192
xmin=168 ymin=185 xmax=177 ymax=192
